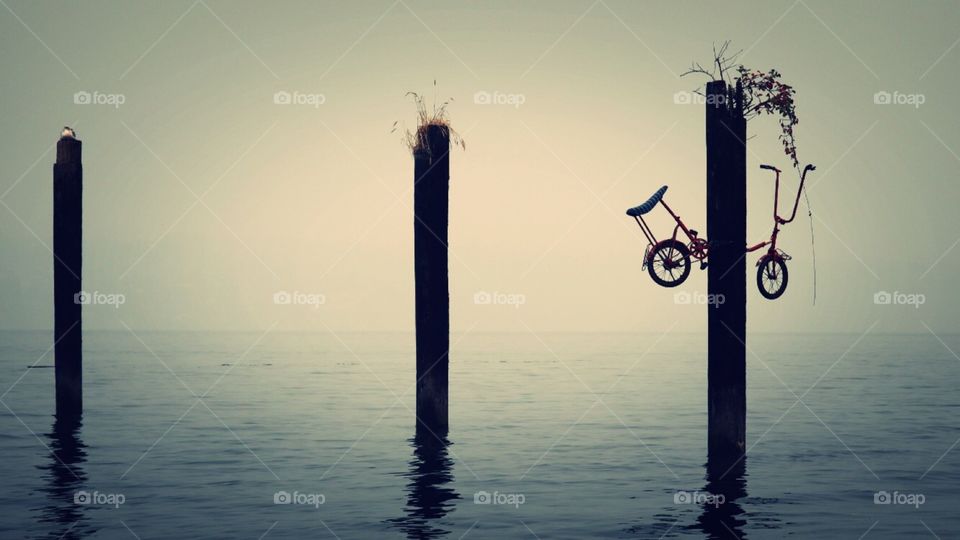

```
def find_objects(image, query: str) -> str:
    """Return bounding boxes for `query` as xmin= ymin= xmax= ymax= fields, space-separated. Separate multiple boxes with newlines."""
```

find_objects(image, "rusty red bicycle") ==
xmin=626 ymin=163 xmax=815 ymax=297
xmin=748 ymin=163 xmax=815 ymax=299
xmin=625 ymin=186 xmax=709 ymax=288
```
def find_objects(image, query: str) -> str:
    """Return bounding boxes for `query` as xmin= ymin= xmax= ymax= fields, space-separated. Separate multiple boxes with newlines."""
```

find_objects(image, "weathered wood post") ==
xmin=705 ymin=81 xmax=746 ymax=458
xmin=53 ymin=129 xmax=83 ymax=417
xmin=413 ymin=124 xmax=450 ymax=432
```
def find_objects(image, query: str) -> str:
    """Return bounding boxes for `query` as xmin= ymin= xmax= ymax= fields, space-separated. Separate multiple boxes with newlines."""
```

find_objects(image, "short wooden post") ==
xmin=705 ymin=81 xmax=746 ymax=458
xmin=54 ymin=131 xmax=83 ymax=417
xmin=413 ymin=124 xmax=450 ymax=432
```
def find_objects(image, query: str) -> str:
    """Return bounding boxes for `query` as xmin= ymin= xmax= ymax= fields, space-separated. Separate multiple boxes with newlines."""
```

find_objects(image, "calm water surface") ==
xmin=1 ymin=330 xmax=957 ymax=539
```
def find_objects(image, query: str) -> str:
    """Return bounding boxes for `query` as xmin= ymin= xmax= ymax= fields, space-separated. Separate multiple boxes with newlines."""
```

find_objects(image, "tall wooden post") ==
xmin=54 ymin=131 xmax=83 ymax=417
xmin=705 ymin=81 xmax=746 ymax=458
xmin=413 ymin=124 xmax=450 ymax=432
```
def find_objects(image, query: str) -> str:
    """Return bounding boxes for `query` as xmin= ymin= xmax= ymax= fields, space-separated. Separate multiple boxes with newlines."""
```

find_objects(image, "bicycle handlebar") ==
xmin=760 ymin=164 xmax=780 ymax=172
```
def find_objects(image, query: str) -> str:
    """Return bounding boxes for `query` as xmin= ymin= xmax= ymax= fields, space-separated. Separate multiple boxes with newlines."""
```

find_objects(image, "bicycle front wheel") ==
xmin=756 ymin=256 xmax=788 ymax=300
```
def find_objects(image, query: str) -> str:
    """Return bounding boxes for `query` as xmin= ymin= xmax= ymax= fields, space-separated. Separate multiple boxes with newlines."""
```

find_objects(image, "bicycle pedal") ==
xmin=700 ymin=261 xmax=708 ymax=270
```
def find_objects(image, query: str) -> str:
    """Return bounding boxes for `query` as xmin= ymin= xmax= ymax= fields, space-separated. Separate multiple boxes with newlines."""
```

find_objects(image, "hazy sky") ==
xmin=0 ymin=0 xmax=957 ymax=333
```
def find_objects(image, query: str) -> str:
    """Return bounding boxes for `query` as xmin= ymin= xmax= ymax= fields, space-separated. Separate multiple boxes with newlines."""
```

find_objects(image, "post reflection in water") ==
xmin=695 ymin=455 xmax=748 ymax=539
xmin=35 ymin=414 xmax=93 ymax=539
xmin=390 ymin=425 xmax=461 ymax=539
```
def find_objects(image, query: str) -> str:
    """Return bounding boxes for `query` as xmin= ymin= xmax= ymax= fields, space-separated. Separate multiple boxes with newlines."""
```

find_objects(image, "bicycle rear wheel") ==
xmin=647 ymin=240 xmax=691 ymax=287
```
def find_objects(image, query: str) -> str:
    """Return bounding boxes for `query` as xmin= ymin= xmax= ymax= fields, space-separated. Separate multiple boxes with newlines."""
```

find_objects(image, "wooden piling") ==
xmin=53 ymin=132 xmax=83 ymax=417
xmin=413 ymin=124 xmax=450 ymax=432
xmin=705 ymin=80 xmax=746 ymax=458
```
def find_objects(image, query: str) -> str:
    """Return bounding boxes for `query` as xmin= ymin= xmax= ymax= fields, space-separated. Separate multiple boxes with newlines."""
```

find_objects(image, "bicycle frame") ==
xmin=746 ymin=164 xmax=815 ymax=259
xmin=632 ymin=198 xmax=707 ymax=263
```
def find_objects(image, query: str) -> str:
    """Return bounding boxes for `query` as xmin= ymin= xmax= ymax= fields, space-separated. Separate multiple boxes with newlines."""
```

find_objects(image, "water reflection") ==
xmin=390 ymin=426 xmax=460 ymax=539
xmin=35 ymin=414 xmax=94 ymax=539
xmin=695 ymin=455 xmax=748 ymax=539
